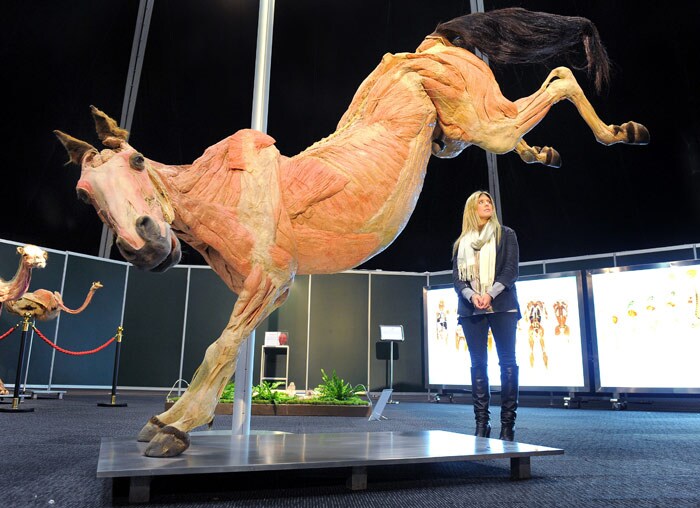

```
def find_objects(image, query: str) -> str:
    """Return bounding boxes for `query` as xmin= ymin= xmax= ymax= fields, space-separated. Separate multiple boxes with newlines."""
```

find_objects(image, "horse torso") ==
xmin=163 ymin=45 xmax=512 ymax=285
xmin=279 ymin=52 xmax=438 ymax=273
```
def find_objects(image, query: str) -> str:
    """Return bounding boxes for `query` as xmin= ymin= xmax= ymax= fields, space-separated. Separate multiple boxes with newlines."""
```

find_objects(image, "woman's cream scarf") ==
xmin=457 ymin=222 xmax=496 ymax=294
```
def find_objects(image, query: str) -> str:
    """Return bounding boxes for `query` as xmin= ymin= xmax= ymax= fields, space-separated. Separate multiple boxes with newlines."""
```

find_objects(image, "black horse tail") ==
xmin=433 ymin=7 xmax=610 ymax=94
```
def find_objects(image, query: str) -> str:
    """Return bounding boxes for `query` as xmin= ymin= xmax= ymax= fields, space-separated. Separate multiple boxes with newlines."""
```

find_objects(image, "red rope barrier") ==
xmin=0 ymin=324 xmax=19 ymax=341
xmin=33 ymin=325 xmax=116 ymax=356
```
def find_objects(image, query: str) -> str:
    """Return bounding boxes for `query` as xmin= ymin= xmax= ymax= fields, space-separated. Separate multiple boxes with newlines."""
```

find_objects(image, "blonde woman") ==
xmin=452 ymin=191 xmax=521 ymax=441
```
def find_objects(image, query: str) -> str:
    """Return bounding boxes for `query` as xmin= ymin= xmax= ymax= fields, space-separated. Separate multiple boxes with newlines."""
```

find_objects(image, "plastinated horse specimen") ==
xmin=54 ymin=8 xmax=648 ymax=457
xmin=5 ymin=282 xmax=103 ymax=321
xmin=0 ymin=244 xmax=47 ymax=395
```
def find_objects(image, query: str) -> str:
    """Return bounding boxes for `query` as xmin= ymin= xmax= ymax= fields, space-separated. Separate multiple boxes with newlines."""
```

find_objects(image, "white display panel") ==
xmin=424 ymin=273 xmax=587 ymax=389
xmin=425 ymin=286 xmax=474 ymax=386
xmin=590 ymin=262 xmax=700 ymax=391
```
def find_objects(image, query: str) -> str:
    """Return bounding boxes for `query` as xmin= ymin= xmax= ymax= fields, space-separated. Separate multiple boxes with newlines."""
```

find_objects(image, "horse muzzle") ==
xmin=115 ymin=215 xmax=182 ymax=272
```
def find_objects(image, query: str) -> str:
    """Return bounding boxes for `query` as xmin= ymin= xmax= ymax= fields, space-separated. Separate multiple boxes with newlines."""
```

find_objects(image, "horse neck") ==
xmin=147 ymin=161 xmax=193 ymax=230
xmin=165 ymin=128 xmax=286 ymax=210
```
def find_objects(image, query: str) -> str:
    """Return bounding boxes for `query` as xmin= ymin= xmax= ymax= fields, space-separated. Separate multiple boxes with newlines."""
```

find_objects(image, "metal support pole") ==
xmin=250 ymin=0 xmax=275 ymax=134
xmin=100 ymin=0 xmax=155 ymax=258
xmin=98 ymin=327 xmax=127 ymax=407
xmin=468 ymin=0 xmax=503 ymax=220
xmin=21 ymin=324 xmax=35 ymax=395
xmin=487 ymin=151 xmax=503 ymax=222
xmin=0 ymin=315 xmax=34 ymax=413
xmin=232 ymin=330 xmax=256 ymax=435
xmin=231 ymin=0 xmax=276 ymax=436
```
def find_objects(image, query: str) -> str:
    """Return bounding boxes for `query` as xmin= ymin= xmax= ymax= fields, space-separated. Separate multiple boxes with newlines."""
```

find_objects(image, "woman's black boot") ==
xmin=471 ymin=367 xmax=491 ymax=438
xmin=499 ymin=365 xmax=519 ymax=441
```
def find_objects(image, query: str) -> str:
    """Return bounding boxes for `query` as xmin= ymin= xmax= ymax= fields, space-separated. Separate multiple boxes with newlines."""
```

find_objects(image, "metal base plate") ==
xmin=98 ymin=430 xmax=563 ymax=502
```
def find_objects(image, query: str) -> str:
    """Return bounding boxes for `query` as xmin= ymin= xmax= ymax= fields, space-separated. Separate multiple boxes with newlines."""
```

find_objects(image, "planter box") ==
xmin=165 ymin=401 xmax=371 ymax=417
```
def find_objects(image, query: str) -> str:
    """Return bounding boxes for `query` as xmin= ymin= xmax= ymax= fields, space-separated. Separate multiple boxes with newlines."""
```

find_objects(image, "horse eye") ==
xmin=129 ymin=153 xmax=145 ymax=171
xmin=76 ymin=188 xmax=91 ymax=204
xmin=451 ymin=36 xmax=463 ymax=45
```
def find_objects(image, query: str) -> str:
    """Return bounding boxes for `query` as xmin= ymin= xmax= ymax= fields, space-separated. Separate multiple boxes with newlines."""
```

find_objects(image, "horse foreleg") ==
xmin=513 ymin=67 xmax=649 ymax=147
xmin=138 ymin=265 xmax=291 ymax=457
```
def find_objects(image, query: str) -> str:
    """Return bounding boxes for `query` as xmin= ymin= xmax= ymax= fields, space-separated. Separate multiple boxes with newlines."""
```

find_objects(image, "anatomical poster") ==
xmin=590 ymin=263 xmax=700 ymax=390
xmin=425 ymin=273 xmax=586 ymax=389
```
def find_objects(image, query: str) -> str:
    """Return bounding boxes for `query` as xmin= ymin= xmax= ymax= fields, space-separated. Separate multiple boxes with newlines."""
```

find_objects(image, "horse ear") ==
xmin=53 ymin=130 xmax=97 ymax=166
xmin=90 ymin=105 xmax=129 ymax=148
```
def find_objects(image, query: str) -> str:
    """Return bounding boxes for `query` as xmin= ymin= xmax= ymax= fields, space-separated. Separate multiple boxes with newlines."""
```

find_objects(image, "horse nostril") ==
xmin=76 ymin=188 xmax=91 ymax=204
xmin=135 ymin=216 xmax=160 ymax=240
xmin=115 ymin=236 xmax=135 ymax=256
xmin=136 ymin=216 xmax=151 ymax=228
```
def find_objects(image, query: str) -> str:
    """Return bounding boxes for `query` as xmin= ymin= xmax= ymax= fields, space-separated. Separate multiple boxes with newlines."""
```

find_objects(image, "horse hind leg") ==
xmin=140 ymin=266 xmax=292 ymax=457
xmin=553 ymin=67 xmax=649 ymax=146
xmin=608 ymin=121 xmax=650 ymax=146
xmin=515 ymin=139 xmax=562 ymax=168
xmin=514 ymin=67 xmax=649 ymax=148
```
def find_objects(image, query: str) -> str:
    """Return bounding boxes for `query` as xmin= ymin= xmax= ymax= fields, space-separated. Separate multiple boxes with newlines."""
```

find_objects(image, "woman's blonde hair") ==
xmin=452 ymin=190 xmax=502 ymax=256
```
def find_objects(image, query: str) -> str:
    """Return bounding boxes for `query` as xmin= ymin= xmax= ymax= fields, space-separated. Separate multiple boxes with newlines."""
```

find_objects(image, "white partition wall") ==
xmin=0 ymin=239 xmax=430 ymax=392
xmin=2 ymin=238 xmax=699 ymax=395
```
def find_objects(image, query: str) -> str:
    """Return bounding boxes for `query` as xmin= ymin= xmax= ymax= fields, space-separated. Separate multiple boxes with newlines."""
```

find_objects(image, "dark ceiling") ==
xmin=2 ymin=0 xmax=699 ymax=272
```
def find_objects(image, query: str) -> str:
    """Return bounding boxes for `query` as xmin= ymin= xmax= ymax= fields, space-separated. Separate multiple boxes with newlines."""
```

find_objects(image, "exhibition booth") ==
xmin=3 ymin=237 xmax=698 ymax=400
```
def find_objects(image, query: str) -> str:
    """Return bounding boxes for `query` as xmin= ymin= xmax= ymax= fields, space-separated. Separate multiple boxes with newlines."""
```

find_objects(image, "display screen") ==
xmin=424 ymin=273 xmax=587 ymax=389
xmin=590 ymin=262 xmax=700 ymax=391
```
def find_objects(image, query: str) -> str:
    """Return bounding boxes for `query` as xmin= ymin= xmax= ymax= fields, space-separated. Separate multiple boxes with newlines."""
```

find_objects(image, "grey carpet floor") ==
xmin=1 ymin=392 xmax=699 ymax=507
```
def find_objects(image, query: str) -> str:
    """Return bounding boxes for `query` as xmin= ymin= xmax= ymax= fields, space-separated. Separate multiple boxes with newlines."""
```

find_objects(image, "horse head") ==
xmin=55 ymin=106 xmax=181 ymax=272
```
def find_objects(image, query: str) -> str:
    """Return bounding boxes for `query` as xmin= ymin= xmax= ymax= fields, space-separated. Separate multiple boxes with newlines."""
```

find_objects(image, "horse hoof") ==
xmin=520 ymin=146 xmax=561 ymax=168
xmin=623 ymin=122 xmax=650 ymax=145
xmin=144 ymin=426 xmax=191 ymax=457
xmin=542 ymin=146 xmax=561 ymax=168
xmin=137 ymin=415 xmax=165 ymax=442
xmin=519 ymin=149 xmax=536 ymax=164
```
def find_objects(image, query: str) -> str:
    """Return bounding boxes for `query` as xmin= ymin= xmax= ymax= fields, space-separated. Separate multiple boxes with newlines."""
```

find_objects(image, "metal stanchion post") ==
xmin=0 ymin=314 xmax=34 ymax=413
xmin=98 ymin=326 xmax=127 ymax=407
xmin=21 ymin=320 xmax=35 ymax=397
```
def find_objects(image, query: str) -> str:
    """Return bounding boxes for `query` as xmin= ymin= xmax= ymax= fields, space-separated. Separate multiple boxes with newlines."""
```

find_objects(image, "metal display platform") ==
xmin=97 ymin=429 xmax=563 ymax=503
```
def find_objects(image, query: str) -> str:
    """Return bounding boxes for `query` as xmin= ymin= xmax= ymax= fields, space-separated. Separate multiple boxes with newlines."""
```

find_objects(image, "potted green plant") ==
xmin=166 ymin=370 xmax=372 ymax=416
